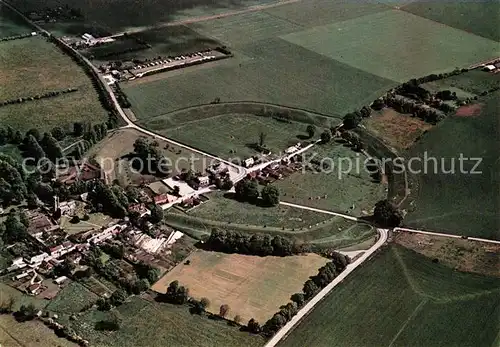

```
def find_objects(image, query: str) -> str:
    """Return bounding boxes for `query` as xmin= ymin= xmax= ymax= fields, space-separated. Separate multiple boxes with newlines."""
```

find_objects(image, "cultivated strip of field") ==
xmin=278 ymin=246 xmax=500 ymax=347
xmin=153 ymin=249 xmax=329 ymax=322
xmin=401 ymin=1 xmax=500 ymax=42
xmin=281 ymin=10 xmax=500 ymax=82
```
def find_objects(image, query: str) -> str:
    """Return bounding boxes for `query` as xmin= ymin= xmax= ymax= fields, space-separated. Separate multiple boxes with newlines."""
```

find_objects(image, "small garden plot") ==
xmin=46 ymin=281 xmax=99 ymax=314
xmin=364 ymin=108 xmax=433 ymax=151
xmin=275 ymin=143 xmax=386 ymax=215
xmin=152 ymin=250 xmax=329 ymax=322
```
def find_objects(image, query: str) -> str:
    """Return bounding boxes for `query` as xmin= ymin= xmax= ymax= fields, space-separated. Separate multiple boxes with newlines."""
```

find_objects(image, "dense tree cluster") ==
xmin=235 ymin=179 xmax=280 ymax=206
xmin=383 ymin=95 xmax=445 ymax=124
xmin=206 ymin=229 xmax=308 ymax=257
xmin=343 ymin=106 xmax=371 ymax=130
xmin=373 ymin=199 xmax=403 ymax=227
xmin=0 ymin=154 xmax=27 ymax=206
xmin=114 ymin=83 xmax=131 ymax=108
xmin=132 ymin=138 xmax=170 ymax=175
xmin=87 ymin=181 xmax=129 ymax=218
xmin=159 ymin=280 xmax=189 ymax=305
xmin=262 ymin=253 xmax=349 ymax=337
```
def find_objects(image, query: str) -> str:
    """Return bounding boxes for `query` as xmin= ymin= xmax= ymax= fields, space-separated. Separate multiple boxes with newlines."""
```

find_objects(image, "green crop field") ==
xmin=69 ymin=296 xmax=264 ymax=347
xmin=281 ymin=10 xmax=499 ymax=83
xmin=402 ymin=1 xmax=500 ymax=42
xmin=263 ymin=0 xmax=390 ymax=28
xmin=420 ymin=69 xmax=500 ymax=96
xmin=124 ymin=37 xmax=395 ymax=118
xmin=404 ymin=89 xmax=500 ymax=240
xmin=279 ymin=246 xmax=500 ymax=347
xmin=275 ymin=142 xmax=386 ymax=215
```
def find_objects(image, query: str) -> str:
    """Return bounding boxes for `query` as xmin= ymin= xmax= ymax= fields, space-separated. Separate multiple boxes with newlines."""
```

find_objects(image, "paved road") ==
xmin=394 ymin=227 xmax=500 ymax=245
xmin=264 ymin=228 xmax=389 ymax=347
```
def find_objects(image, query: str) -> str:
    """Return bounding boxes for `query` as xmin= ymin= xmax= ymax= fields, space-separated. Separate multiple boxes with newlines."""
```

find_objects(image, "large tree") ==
xmin=343 ymin=112 xmax=362 ymax=129
xmin=234 ymin=179 xmax=259 ymax=203
xmin=150 ymin=205 xmax=164 ymax=223
xmin=40 ymin=133 xmax=63 ymax=162
xmin=373 ymin=199 xmax=403 ymax=227
xmin=261 ymin=184 xmax=280 ymax=206
xmin=24 ymin=135 xmax=46 ymax=162
xmin=306 ymin=125 xmax=316 ymax=138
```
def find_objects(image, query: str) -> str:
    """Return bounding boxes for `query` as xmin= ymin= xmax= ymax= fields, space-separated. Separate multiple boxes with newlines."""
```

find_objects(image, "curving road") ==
xmin=264 ymin=228 xmax=389 ymax=347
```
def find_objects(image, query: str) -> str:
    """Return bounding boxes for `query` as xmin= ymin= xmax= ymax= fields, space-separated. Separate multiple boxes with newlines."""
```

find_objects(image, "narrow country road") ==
xmin=279 ymin=201 xmax=359 ymax=221
xmin=264 ymin=228 xmax=389 ymax=347
xmin=394 ymin=227 xmax=500 ymax=245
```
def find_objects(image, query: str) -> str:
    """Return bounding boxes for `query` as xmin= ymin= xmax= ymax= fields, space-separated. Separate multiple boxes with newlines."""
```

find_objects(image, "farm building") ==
xmin=483 ymin=64 xmax=496 ymax=71
xmin=244 ymin=158 xmax=255 ymax=167
xmin=197 ymin=175 xmax=210 ymax=187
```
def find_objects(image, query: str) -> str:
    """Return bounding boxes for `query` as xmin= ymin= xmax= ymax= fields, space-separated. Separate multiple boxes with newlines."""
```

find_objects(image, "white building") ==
xmin=244 ymin=158 xmax=255 ymax=168
xmin=54 ymin=276 xmax=68 ymax=285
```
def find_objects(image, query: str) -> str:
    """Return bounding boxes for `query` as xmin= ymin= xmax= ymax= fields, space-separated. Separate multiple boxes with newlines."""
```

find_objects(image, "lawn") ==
xmin=124 ymin=37 xmax=396 ymax=118
xmin=402 ymin=0 xmax=500 ymax=42
xmin=187 ymin=192 xmax=332 ymax=229
xmin=60 ymin=212 xmax=114 ymax=235
xmin=278 ymin=246 xmax=500 ymax=347
xmin=153 ymin=249 xmax=329 ymax=322
xmin=274 ymin=143 xmax=386 ymax=215
xmin=46 ymin=281 xmax=99 ymax=314
xmin=69 ymin=295 xmax=264 ymax=347
xmin=420 ymin=69 xmax=500 ymax=96
xmin=152 ymin=112 xmax=327 ymax=160
xmin=364 ymin=108 xmax=433 ymax=151
xmin=404 ymin=90 xmax=500 ymax=240
xmin=0 ymin=282 xmax=47 ymax=311
xmin=281 ymin=10 xmax=500 ymax=82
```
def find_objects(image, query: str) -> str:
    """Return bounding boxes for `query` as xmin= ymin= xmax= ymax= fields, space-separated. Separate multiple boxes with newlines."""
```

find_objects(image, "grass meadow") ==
xmin=278 ymin=246 xmax=500 ymax=347
xmin=69 ymin=296 xmax=264 ymax=347
xmin=153 ymin=249 xmax=329 ymax=322
xmin=166 ymin=205 xmax=376 ymax=249
xmin=275 ymin=142 xmax=386 ymax=215
xmin=281 ymin=10 xmax=500 ymax=83
xmin=0 ymin=36 xmax=107 ymax=132
xmin=404 ymin=90 xmax=500 ymax=240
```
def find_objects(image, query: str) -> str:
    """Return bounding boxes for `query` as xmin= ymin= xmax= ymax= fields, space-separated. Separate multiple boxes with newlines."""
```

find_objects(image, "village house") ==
xmin=58 ymin=162 xmax=103 ymax=185
xmin=244 ymin=158 xmax=255 ymax=168
xmin=197 ymin=175 xmax=210 ymax=187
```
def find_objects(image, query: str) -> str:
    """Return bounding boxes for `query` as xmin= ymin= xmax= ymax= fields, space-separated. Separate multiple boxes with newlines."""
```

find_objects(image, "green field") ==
xmin=0 ymin=36 xmax=107 ymax=131
xmin=125 ymin=37 xmax=395 ymax=117
xmin=263 ymin=0 xmax=390 ymax=28
xmin=0 ymin=6 xmax=31 ymax=37
xmin=404 ymin=89 xmax=500 ymax=240
xmin=10 ymin=0 xmax=277 ymax=34
xmin=420 ymin=69 xmax=500 ymax=96
xmin=275 ymin=142 xmax=386 ymax=215
xmin=402 ymin=1 xmax=500 ymax=42
xmin=166 ymin=205 xmax=376 ymax=249
xmin=186 ymin=192 xmax=332 ymax=229
xmin=148 ymin=112 xmax=327 ymax=160
xmin=68 ymin=296 xmax=264 ymax=347
xmin=279 ymin=246 xmax=500 ymax=347
xmin=281 ymin=10 xmax=499 ymax=83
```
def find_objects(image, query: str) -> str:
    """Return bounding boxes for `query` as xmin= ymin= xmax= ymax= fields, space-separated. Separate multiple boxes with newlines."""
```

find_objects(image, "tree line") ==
xmin=262 ymin=252 xmax=350 ymax=337
xmin=206 ymin=229 xmax=309 ymax=257
xmin=0 ymin=87 xmax=78 ymax=108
